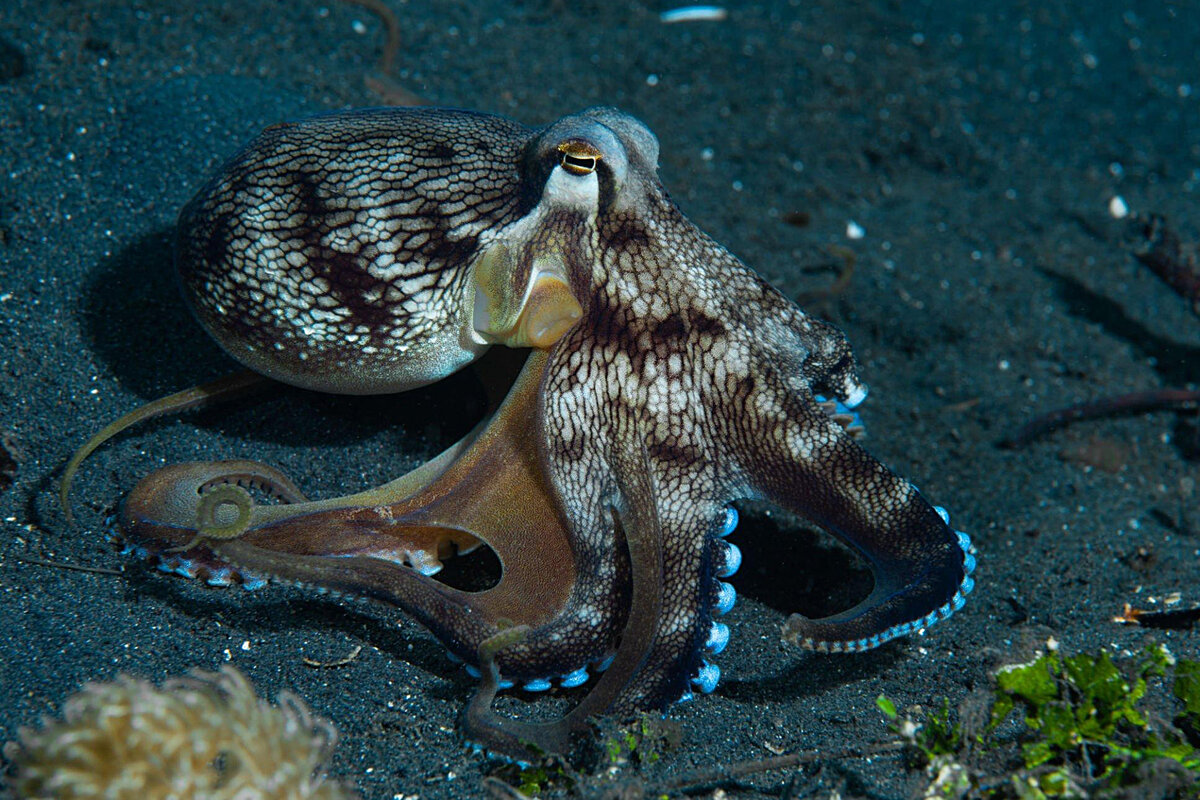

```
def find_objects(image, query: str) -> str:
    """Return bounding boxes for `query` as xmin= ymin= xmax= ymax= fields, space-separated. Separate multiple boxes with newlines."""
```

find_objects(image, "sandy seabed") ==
xmin=1 ymin=2 xmax=1197 ymax=797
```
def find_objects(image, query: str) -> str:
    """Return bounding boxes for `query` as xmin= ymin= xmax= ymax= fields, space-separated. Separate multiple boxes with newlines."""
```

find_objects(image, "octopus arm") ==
xmin=461 ymin=437 xmax=666 ymax=759
xmin=740 ymin=370 xmax=974 ymax=653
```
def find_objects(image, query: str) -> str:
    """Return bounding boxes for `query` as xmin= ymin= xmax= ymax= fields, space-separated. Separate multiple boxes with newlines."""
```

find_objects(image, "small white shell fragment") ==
xmin=846 ymin=220 xmax=866 ymax=239
xmin=660 ymin=6 xmax=729 ymax=23
xmin=1108 ymin=195 xmax=1129 ymax=219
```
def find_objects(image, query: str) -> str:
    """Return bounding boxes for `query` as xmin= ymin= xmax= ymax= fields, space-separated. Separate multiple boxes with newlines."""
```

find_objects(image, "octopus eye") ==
xmin=557 ymin=139 xmax=602 ymax=175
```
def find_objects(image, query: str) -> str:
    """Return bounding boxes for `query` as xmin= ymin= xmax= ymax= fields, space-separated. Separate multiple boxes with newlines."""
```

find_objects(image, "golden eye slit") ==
xmin=557 ymin=139 xmax=602 ymax=175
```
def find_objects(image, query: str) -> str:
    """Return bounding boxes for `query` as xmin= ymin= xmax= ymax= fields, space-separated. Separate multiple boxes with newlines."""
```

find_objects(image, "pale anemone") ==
xmin=4 ymin=666 xmax=356 ymax=799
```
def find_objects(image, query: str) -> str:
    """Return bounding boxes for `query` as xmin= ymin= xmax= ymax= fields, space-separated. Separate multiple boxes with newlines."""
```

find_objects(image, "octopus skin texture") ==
xmin=111 ymin=106 xmax=976 ymax=757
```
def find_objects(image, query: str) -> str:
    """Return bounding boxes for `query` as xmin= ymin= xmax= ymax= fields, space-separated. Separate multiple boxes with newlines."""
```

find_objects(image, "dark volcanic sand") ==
xmin=1 ymin=1 xmax=1197 ymax=797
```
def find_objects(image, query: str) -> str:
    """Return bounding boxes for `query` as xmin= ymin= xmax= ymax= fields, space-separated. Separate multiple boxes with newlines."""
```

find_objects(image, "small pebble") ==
xmin=660 ymin=6 xmax=728 ymax=23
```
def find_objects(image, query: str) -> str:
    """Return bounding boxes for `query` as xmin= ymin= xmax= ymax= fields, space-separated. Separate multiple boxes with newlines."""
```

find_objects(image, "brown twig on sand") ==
xmin=15 ymin=555 xmax=124 ymax=577
xmin=1001 ymin=388 xmax=1200 ymax=448
xmin=339 ymin=0 xmax=427 ymax=105
xmin=1004 ymin=215 xmax=1199 ymax=448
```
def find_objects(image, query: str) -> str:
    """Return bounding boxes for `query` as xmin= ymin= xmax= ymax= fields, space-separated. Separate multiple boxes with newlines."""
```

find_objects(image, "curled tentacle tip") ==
xmin=194 ymin=482 xmax=254 ymax=540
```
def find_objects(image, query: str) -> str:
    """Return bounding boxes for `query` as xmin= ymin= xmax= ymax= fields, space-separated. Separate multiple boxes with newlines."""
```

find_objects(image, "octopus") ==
xmin=70 ymin=106 xmax=976 ymax=758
